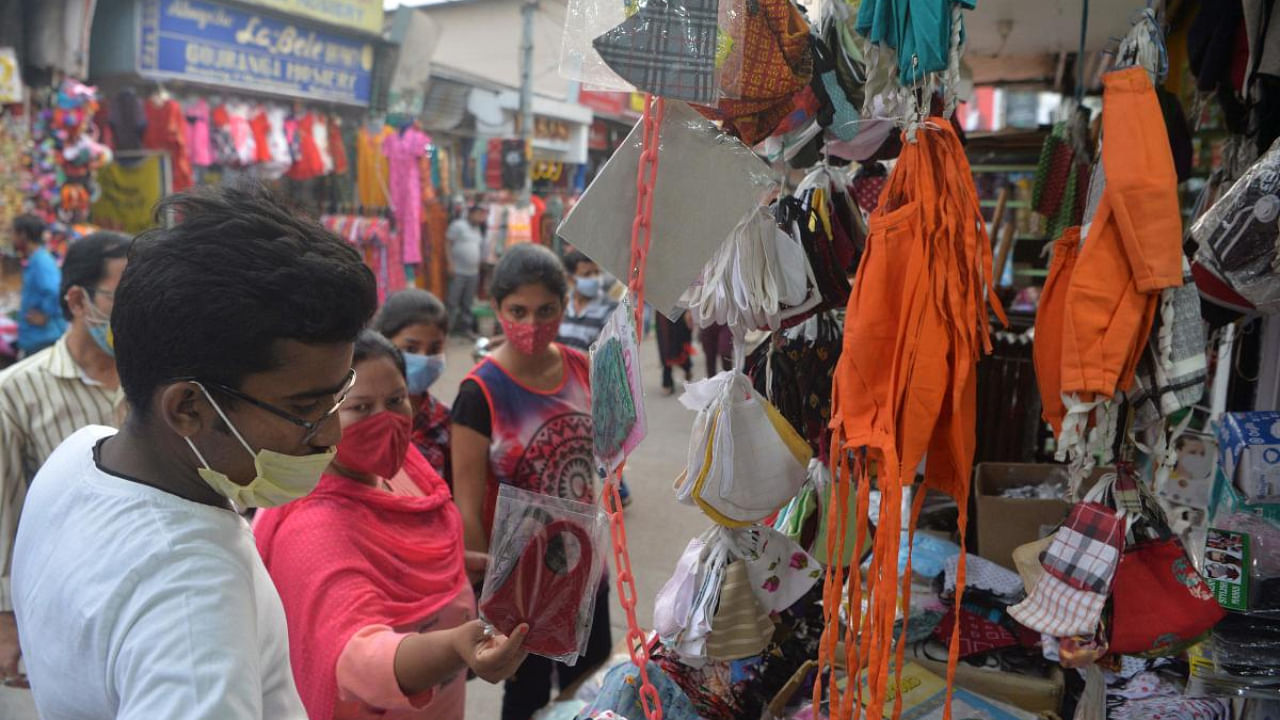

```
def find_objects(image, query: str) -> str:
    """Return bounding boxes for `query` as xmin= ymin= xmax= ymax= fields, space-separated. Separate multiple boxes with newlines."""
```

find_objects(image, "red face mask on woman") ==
xmin=501 ymin=317 xmax=560 ymax=355
xmin=335 ymin=411 xmax=412 ymax=479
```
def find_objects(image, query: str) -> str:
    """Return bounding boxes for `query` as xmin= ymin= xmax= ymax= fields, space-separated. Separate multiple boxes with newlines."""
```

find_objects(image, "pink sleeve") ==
xmin=335 ymin=625 xmax=436 ymax=711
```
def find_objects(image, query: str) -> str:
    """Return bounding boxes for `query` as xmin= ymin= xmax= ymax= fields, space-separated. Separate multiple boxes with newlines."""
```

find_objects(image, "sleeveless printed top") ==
xmin=465 ymin=346 xmax=595 ymax=529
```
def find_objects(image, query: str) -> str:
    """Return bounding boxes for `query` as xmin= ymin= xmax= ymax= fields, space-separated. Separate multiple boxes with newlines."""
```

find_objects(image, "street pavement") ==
xmin=0 ymin=333 xmax=708 ymax=719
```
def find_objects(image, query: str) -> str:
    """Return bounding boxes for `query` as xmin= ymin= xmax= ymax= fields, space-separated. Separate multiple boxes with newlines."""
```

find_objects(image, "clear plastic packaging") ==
xmin=557 ymin=100 xmax=777 ymax=320
xmin=1193 ymin=137 xmax=1280 ymax=314
xmin=590 ymin=293 xmax=648 ymax=478
xmin=478 ymin=485 xmax=609 ymax=664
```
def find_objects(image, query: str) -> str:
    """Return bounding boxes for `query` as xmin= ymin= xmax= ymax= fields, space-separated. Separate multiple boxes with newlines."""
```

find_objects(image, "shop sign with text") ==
xmin=238 ymin=0 xmax=382 ymax=35
xmin=137 ymin=0 xmax=374 ymax=105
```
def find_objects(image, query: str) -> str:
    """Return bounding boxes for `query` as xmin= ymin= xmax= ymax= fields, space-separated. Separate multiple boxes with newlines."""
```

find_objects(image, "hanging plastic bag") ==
xmin=589 ymin=0 xmax=743 ymax=104
xmin=679 ymin=371 xmax=811 ymax=526
xmin=590 ymin=294 xmax=648 ymax=478
xmin=478 ymin=485 xmax=609 ymax=663
xmin=1192 ymin=137 xmax=1280 ymax=314
xmin=559 ymin=0 xmax=637 ymax=92
xmin=695 ymin=0 xmax=813 ymax=145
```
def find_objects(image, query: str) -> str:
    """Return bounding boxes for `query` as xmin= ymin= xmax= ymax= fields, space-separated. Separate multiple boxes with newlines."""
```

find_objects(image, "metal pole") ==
xmin=519 ymin=0 xmax=537 ymax=206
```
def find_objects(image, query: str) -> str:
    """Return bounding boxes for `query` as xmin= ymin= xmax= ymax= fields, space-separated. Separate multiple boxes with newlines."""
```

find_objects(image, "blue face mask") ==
xmin=88 ymin=321 xmax=114 ymax=358
xmin=404 ymin=352 xmax=446 ymax=395
xmin=575 ymin=275 xmax=601 ymax=299
xmin=83 ymin=296 xmax=114 ymax=357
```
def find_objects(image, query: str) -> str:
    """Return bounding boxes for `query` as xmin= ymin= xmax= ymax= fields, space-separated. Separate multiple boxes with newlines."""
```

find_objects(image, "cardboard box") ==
xmin=913 ymin=658 xmax=1064 ymax=716
xmin=1217 ymin=412 xmax=1280 ymax=503
xmin=974 ymin=463 xmax=1103 ymax=571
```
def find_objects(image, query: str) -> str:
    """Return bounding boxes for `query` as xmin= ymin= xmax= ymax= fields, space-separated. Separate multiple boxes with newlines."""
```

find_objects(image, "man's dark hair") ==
xmin=561 ymin=250 xmax=595 ymax=276
xmin=60 ymin=231 xmax=132 ymax=320
xmin=373 ymin=289 xmax=449 ymax=338
xmin=13 ymin=214 xmax=45 ymax=245
xmin=490 ymin=243 xmax=568 ymax=305
xmin=353 ymin=329 xmax=406 ymax=379
xmin=113 ymin=184 xmax=377 ymax=419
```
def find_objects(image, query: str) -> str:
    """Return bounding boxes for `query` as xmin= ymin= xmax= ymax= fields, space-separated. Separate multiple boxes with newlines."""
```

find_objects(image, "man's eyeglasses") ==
xmin=184 ymin=368 xmax=357 ymax=444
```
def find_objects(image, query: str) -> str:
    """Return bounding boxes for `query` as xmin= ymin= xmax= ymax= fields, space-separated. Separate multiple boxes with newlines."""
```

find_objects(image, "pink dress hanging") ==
xmin=383 ymin=127 xmax=430 ymax=266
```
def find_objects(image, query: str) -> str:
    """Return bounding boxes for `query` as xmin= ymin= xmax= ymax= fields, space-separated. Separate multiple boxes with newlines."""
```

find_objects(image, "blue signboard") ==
xmin=137 ymin=0 xmax=375 ymax=106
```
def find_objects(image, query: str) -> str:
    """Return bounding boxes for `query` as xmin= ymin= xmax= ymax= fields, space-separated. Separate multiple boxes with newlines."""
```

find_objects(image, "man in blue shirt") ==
xmin=13 ymin=216 xmax=67 ymax=356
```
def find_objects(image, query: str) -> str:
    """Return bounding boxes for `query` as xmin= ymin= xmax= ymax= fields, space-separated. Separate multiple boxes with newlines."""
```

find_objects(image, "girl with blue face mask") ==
xmin=372 ymin=290 xmax=453 ymax=486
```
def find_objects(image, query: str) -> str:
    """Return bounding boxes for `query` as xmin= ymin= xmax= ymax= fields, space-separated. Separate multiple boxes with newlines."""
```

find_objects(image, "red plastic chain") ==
xmin=602 ymin=94 xmax=666 ymax=720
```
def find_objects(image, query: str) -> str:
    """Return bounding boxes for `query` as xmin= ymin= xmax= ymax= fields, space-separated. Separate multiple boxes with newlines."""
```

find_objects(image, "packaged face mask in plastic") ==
xmin=1193 ymin=137 xmax=1280 ymax=314
xmin=590 ymin=294 xmax=648 ymax=478
xmin=478 ymin=485 xmax=609 ymax=663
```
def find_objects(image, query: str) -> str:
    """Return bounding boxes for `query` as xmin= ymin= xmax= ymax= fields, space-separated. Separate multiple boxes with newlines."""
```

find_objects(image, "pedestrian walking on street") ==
xmin=447 ymin=205 xmax=487 ymax=338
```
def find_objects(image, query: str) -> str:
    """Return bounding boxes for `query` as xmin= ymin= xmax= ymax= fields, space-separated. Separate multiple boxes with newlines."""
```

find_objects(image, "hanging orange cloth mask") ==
xmin=1060 ymin=67 xmax=1183 ymax=400
xmin=1034 ymin=227 xmax=1082 ymax=437
xmin=822 ymin=120 xmax=1004 ymax=720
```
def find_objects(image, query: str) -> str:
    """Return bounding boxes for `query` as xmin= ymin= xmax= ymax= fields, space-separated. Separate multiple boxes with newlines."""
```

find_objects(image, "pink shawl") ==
xmin=255 ymin=449 xmax=468 ymax=720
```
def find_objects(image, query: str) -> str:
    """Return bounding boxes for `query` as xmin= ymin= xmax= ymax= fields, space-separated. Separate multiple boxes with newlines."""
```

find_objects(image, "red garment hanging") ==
xmin=142 ymin=98 xmax=193 ymax=191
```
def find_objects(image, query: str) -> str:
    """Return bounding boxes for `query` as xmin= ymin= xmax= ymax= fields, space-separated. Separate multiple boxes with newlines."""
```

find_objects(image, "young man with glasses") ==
xmin=10 ymin=185 xmax=377 ymax=719
xmin=0 ymin=231 xmax=130 ymax=690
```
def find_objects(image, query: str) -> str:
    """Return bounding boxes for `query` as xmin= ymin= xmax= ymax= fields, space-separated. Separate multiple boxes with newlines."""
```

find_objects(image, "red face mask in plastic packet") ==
xmin=335 ymin=411 xmax=412 ymax=479
xmin=500 ymin=317 xmax=561 ymax=355
xmin=480 ymin=519 xmax=595 ymax=658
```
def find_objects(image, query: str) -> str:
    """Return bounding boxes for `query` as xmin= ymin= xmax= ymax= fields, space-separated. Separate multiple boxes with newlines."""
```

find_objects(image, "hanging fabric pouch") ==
xmin=590 ymin=295 xmax=648 ymax=477
xmin=478 ymin=486 xmax=609 ymax=663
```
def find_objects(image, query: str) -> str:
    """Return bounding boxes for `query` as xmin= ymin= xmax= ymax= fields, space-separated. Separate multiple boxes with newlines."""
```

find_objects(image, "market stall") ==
xmin=461 ymin=0 xmax=1280 ymax=719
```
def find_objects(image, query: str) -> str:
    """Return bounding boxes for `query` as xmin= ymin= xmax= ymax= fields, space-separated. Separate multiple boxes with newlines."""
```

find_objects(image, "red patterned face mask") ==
xmin=501 ymin=317 xmax=560 ymax=355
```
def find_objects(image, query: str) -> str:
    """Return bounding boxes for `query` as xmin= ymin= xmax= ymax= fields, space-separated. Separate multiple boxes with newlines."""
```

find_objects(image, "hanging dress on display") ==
xmin=358 ymin=125 xmax=392 ymax=208
xmin=142 ymin=96 xmax=192 ymax=191
xmin=185 ymin=98 xmax=213 ymax=167
xmin=383 ymin=126 xmax=430 ymax=267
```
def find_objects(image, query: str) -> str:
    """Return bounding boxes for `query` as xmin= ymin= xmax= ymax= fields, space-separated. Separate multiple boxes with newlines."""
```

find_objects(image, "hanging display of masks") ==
xmin=681 ymin=205 xmax=822 ymax=333
xmin=676 ymin=371 xmax=812 ymax=527
xmin=820 ymin=117 xmax=1005 ymax=719
xmin=693 ymin=0 xmax=814 ymax=145
xmin=590 ymin=294 xmax=648 ymax=477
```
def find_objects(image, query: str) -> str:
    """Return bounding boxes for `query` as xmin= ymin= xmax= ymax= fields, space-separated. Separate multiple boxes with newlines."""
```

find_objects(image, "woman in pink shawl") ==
xmin=255 ymin=331 xmax=528 ymax=720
